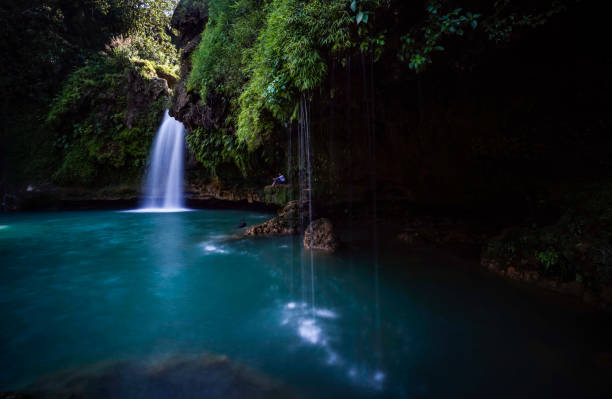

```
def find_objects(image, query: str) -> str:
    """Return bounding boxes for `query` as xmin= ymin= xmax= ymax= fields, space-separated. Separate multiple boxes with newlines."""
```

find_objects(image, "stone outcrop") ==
xmin=187 ymin=181 xmax=262 ymax=203
xmin=244 ymin=200 xmax=309 ymax=237
xmin=126 ymin=66 xmax=170 ymax=128
xmin=169 ymin=0 xmax=224 ymax=132
xmin=304 ymin=218 xmax=340 ymax=252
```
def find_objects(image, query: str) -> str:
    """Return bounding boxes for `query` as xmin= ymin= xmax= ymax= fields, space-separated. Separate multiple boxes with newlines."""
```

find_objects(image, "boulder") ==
xmin=244 ymin=200 xmax=305 ymax=237
xmin=304 ymin=218 xmax=340 ymax=252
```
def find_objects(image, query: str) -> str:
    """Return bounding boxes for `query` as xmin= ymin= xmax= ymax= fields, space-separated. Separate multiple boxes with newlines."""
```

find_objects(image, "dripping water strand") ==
xmin=288 ymin=124 xmax=294 ymax=297
xmin=305 ymin=95 xmax=315 ymax=317
xmin=298 ymin=103 xmax=306 ymax=305
xmin=361 ymin=49 xmax=382 ymax=371
xmin=370 ymin=50 xmax=381 ymax=343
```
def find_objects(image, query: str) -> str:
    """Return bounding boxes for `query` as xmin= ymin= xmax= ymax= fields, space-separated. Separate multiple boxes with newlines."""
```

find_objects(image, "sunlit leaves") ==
xmin=398 ymin=1 xmax=481 ymax=72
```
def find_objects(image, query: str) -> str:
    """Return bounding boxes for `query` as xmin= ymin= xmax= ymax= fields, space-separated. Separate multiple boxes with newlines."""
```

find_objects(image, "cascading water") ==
xmin=139 ymin=110 xmax=187 ymax=212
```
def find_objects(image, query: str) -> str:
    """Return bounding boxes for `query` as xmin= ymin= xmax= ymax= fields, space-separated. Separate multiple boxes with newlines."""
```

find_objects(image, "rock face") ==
xmin=171 ymin=0 xmax=209 ymax=46
xmin=126 ymin=66 xmax=170 ymax=128
xmin=244 ymin=201 xmax=304 ymax=237
xmin=263 ymin=184 xmax=291 ymax=206
xmin=304 ymin=218 xmax=340 ymax=252
xmin=169 ymin=0 xmax=224 ymax=132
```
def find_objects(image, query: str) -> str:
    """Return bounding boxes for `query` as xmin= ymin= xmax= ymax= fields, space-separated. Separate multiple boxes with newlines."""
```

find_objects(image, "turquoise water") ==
xmin=1 ymin=210 xmax=611 ymax=398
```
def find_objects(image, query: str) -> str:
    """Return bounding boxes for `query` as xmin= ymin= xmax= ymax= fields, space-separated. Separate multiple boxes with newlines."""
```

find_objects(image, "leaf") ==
xmin=356 ymin=11 xmax=363 ymax=24
xmin=363 ymin=13 xmax=369 ymax=24
xmin=350 ymin=1 xmax=357 ymax=12
xmin=471 ymin=20 xmax=478 ymax=28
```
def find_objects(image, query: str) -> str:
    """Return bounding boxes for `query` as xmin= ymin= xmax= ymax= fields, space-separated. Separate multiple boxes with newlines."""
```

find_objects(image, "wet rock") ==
xmin=187 ymin=181 xmax=262 ymax=203
xmin=263 ymin=184 xmax=291 ymax=206
xmin=304 ymin=218 xmax=340 ymax=252
xmin=126 ymin=68 xmax=170 ymax=128
xmin=244 ymin=200 xmax=304 ymax=237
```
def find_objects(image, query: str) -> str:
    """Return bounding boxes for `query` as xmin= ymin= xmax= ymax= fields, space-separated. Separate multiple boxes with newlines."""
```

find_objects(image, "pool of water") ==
xmin=0 ymin=210 xmax=611 ymax=398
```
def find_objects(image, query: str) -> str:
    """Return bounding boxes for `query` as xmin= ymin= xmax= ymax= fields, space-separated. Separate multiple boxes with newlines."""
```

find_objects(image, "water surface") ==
xmin=0 ymin=210 xmax=611 ymax=398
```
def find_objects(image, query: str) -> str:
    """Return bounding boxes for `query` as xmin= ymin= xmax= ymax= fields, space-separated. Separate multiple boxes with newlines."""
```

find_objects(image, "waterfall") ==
xmin=140 ymin=110 xmax=187 ymax=212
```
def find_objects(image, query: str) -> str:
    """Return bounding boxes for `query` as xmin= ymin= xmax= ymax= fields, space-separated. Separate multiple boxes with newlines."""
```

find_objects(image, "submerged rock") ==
xmin=18 ymin=354 xmax=299 ymax=399
xmin=303 ymin=218 xmax=340 ymax=252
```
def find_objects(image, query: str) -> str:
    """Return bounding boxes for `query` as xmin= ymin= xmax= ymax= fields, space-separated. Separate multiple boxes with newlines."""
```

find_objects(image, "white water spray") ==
xmin=139 ymin=110 xmax=187 ymax=212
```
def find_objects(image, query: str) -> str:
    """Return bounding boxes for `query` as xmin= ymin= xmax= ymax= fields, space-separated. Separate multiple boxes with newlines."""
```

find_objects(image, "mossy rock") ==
xmin=263 ymin=184 xmax=291 ymax=206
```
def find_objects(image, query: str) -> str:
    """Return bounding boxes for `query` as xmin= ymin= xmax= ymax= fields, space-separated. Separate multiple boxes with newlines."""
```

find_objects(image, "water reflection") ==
xmin=280 ymin=299 xmax=386 ymax=391
xmin=149 ymin=213 xmax=186 ymax=291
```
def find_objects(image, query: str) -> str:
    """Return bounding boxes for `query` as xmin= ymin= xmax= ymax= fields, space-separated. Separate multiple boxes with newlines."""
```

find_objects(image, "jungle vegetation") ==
xmin=184 ymin=0 xmax=572 ymax=173
xmin=1 ymin=0 xmax=180 ymax=185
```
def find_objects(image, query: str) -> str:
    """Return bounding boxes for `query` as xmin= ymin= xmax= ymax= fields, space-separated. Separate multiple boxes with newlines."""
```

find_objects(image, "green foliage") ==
xmin=397 ymin=0 xmax=570 ymax=72
xmin=188 ymin=0 xmax=266 ymax=101
xmin=188 ymin=0 xmax=353 ymax=153
xmin=186 ymin=126 xmax=249 ymax=175
xmin=47 ymin=51 xmax=170 ymax=186
xmin=535 ymin=248 xmax=560 ymax=270
xmin=0 ymin=0 xmax=179 ymax=101
xmin=399 ymin=1 xmax=480 ymax=72
xmin=482 ymin=0 xmax=568 ymax=43
xmin=483 ymin=183 xmax=612 ymax=285
xmin=53 ymin=144 xmax=97 ymax=186
xmin=1 ymin=0 xmax=180 ymax=186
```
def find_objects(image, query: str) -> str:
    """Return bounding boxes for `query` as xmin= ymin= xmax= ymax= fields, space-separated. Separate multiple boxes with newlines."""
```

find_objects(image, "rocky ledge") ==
xmin=244 ymin=200 xmax=304 ymax=237
xmin=242 ymin=201 xmax=340 ymax=252
xmin=483 ymin=257 xmax=612 ymax=310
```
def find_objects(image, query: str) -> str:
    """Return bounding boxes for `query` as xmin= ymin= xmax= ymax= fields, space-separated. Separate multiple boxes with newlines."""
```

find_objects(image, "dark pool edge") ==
xmin=1 ymin=196 xmax=280 ymax=213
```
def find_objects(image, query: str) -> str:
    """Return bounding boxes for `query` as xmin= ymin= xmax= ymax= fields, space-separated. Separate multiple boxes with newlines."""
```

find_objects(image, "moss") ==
xmin=46 ymin=51 xmax=171 ymax=187
xmin=483 ymin=182 xmax=612 ymax=286
xmin=53 ymin=144 xmax=97 ymax=186
xmin=264 ymin=184 xmax=291 ymax=205
xmin=187 ymin=0 xmax=354 ymax=154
